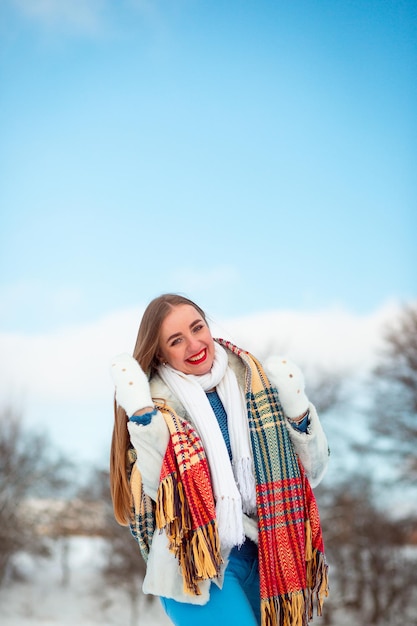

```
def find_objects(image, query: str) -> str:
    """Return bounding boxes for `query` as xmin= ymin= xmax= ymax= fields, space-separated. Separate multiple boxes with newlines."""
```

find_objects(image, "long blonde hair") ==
xmin=109 ymin=293 xmax=208 ymax=525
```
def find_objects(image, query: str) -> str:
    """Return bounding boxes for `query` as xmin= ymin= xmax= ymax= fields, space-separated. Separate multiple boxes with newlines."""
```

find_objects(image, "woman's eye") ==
xmin=170 ymin=337 xmax=182 ymax=347
xmin=193 ymin=324 xmax=204 ymax=333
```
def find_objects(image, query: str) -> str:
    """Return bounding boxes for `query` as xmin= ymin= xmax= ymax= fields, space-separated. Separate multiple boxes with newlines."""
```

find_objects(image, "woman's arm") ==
xmin=263 ymin=355 xmax=330 ymax=487
xmin=127 ymin=412 xmax=170 ymax=501
xmin=111 ymin=353 xmax=169 ymax=500
xmin=285 ymin=403 xmax=329 ymax=487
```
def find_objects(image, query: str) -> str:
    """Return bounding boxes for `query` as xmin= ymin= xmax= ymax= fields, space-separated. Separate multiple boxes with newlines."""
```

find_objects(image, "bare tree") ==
xmin=368 ymin=303 xmax=417 ymax=480
xmin=77 ymin=467 xmax=151 ymax=626
xmin=305 ymin=366 xmax=346 ymax=415
xmin=0 ymin=407 xmax=71 ymax=584
xmin=317 ymin=476 xmax=417 ymax=625
xmin=307 ymin=308 xmax=417 ymax=624
xmin=101 ymin=518 xmax=150 ymax=626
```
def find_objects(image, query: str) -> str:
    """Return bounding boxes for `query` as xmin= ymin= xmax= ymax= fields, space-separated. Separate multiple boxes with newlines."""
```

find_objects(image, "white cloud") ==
xmin=0 ymin=300 xmax=403 ymax=465
xmin=0 ymin=282 xmax=86 ymax=332
xmin=214 ymin=304 xmax=398 ymax=372
xmin=0 ymin=305 xmax=143 ymax=465
xmin=0 ymin=305 xmax=141 ymax=404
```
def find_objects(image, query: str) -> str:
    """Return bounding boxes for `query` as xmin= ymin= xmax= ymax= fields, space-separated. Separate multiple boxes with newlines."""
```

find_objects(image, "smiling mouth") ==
xmin=187 ymin=349 xmax=207 ymax=364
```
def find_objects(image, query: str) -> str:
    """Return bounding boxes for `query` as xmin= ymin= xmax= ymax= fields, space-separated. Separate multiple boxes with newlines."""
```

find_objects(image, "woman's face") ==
xmin=158 ymin=304 xmax=215 ymax=375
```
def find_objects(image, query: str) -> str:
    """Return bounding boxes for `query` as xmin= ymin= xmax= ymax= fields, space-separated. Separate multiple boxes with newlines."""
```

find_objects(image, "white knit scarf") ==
xmin=158 ymin=342 xmax=256 ymax=550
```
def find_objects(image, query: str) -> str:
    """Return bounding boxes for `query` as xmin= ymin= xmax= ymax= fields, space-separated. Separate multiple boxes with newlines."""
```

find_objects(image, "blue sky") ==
xmin=1 ymin=0 xmax=415 ymax=335
xmin=0 ymin=0 xmax=415 ymax=465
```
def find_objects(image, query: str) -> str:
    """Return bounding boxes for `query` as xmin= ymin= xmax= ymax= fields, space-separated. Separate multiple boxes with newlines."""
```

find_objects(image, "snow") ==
xmin=0 ymin=536 xmax=171 ymax=626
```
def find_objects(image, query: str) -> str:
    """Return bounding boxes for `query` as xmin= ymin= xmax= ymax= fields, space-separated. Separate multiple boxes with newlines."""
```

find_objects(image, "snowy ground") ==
xmin=0 ymin=536 xmax=171 ymax=626
xmin=4 ymin=535 xmax=415 ymax=626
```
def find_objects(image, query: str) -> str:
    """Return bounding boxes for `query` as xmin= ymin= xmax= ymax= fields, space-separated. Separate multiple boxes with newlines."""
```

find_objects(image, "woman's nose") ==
xmin=187 ymin=335 xmax=201 ymax=352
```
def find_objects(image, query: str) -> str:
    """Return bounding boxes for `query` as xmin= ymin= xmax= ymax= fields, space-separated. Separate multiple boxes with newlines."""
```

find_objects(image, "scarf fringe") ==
xmin=261 ymin=571 xmax=329 ymax=626
xmin=259 ymin=520 xmax=329 ymax=626
xmin=261 ymin=593 xmax=308 ymax=626
xmin=155 ymin=473 xmax=222 ymax=595
xmin=233 ymin=456 xmax=257 ymax=514
xmin=215 ymin=494 xmax=245 ymax=550
xmin=305 ymin=518 xmax=329 ymax=618
xmin=306 ymin=547 xmax=329 ymax=618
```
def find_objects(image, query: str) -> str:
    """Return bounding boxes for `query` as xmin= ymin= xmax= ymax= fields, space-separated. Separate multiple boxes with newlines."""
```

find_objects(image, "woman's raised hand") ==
xmin=110 ymin=353 xmax=154 ymax=417
xmin=264 ymin=356 xmax=309 ymax=420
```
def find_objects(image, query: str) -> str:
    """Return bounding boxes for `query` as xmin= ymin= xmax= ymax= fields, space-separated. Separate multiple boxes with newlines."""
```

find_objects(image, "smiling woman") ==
xmin=109 ymin=293 xmax=330 ymax=626
xmin=157 ymin=304 xmax=215 ymax=375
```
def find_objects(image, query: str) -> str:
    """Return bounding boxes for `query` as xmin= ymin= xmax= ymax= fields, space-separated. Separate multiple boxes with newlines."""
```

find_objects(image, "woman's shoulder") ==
xmin=219 ymin=344 xmax=246 ymax=389
xmin=149 ymin=373 xmax=188 ymax=418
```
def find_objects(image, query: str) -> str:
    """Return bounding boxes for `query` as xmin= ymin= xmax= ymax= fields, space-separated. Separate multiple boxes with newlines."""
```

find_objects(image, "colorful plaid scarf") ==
xmin=128 ymin=339 xmax=328 ymax=626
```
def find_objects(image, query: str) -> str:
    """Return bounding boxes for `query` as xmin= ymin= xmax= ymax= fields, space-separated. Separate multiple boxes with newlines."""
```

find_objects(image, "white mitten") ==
xmin=264 ymin=356 xmax=309 ymax=419
xmin=110 ymin=353 xmax=153 ymax=417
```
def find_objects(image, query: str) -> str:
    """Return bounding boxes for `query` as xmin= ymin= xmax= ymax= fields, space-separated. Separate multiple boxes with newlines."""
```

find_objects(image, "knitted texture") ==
xmin=206 ymin=390 xmax=233 ymax=460
xmin=127 ymin=448 xmax=155 ymax=562
xmin=127 ymin=340 xmax=328 ymax=625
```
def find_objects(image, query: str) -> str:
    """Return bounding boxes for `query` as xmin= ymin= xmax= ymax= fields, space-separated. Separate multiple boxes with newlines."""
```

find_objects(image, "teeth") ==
xmin=189 ymin=350 xmax=205 ymax=362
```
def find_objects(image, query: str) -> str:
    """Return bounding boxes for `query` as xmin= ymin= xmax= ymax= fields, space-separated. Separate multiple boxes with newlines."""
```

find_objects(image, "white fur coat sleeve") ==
xmin=127 ymin=411 xmax=170 ymax=501
xmin=286 ymin=402 xmax=329 ymax=487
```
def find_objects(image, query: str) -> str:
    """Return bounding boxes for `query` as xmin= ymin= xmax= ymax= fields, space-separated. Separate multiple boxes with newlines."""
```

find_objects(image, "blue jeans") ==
xmin=160 ymin=539 xmax=261 ymax=626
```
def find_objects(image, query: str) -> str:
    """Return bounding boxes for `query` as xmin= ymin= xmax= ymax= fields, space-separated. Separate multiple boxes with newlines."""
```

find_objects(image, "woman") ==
xmin=110 ymin=294 xmax=329 ymax=626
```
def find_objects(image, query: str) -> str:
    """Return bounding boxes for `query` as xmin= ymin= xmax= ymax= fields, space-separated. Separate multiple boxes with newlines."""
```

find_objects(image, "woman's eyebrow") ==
xmin=190 ymin=318 xmax=203 ymax=329
xmin=166 ymin=331 xmax=181 ymax=344
xmin=166 ymin=319 xmax=203 ymax=344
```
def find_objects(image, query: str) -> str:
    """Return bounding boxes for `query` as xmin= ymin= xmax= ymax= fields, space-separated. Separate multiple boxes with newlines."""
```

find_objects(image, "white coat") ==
xmin=127 ymin=349 xmax=329 ymax=604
